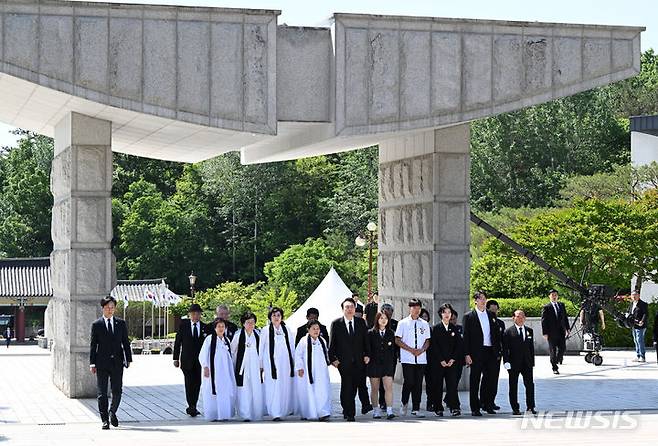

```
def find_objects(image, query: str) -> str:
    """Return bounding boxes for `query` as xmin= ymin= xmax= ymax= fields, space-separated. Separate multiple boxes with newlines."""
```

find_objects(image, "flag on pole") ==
xmin=123 ymin=294 xmax=129 ymax=308
xmin=144 ymin=288 xmax=155 ymax=303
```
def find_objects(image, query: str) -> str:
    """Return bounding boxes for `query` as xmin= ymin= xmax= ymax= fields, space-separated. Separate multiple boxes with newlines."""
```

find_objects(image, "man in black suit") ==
xmin=295 ymin=307 xmax=329 ymax=346
xmin=89 ymin=296 xmax=132 ymax=430
xmin=216 ymin=304 xmax=239 ymax=341
xmin=628 ymin=290 xmax=649 ymax=362
xmin=173 ymin=303 xmax=207 ymax=417
xmin=462 ymin=291 xmax=499 ymax=416
xmin=485 ymin=299 xmax=505 ymax=411
xmin=503 ymin=310 xmax=536 ymax=415
xmin=541 ymin=289 xmax=570 ymax=374
xmin=329 ymin=297 xmax=370 ymax=421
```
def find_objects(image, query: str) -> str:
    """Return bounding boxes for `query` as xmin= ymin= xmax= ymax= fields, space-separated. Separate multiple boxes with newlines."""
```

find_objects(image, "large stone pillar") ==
xmin=378 ymin=124 xmax=471 ymax=324
xmin=50 ymin=112 xmax=114 ymax=398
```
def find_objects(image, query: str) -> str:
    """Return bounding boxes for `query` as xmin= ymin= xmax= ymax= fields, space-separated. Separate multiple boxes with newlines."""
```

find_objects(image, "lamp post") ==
xmin=189 ymin=272 xmax=197 ymax=303
xmin=355 ymin=222 xmax=378 ymax=298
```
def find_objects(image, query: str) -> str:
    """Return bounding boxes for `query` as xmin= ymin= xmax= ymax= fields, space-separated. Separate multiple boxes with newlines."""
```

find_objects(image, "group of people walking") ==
xmin=88 ymin=287 xmax=656 ymax=429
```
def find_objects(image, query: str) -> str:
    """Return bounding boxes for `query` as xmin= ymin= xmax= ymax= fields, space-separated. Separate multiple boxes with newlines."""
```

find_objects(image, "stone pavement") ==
xmin=1 ymin=345 xmax=656 ymax=445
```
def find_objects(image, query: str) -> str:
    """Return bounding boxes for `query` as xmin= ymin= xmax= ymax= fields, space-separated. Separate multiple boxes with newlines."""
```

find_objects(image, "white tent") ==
xmin=285 ymin=267 xmax=353 ymax=334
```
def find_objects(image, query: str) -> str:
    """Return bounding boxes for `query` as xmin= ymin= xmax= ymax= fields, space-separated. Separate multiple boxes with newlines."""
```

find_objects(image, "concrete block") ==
xmin=50 ymin=250 xmax=71 ymax=296
xmin=523 ymin=36 xmax=552 ymax=94
xmin=4 ymin=13 xmax=38 ymax=71
xmin=50 ymin=148 xmax=72 ymax=195
xmin=210 ymin=22 xmax=243 ymax=124
xmin=74 ymin=250 xmax=109 ymax=295
xmin=431 ymin=32 xmax=462 ymax=114
xmin=74 ymin=16 xmax=108 ymax=92
xmin=74 ymin=198 xmax=109 ymax=243
xmin=344 ymin=27 xmax=369 ymax=127
xmin=143 ymin=19 xmax=177 ymax=109
xmin=177 ymin=20 xmax=210 ymax=116
xmin=553 ymin=37 xmax=582 ymax=86
xmin=612 ymin=39 xmax=633 ymax=70
xmin=243 ymin=23 xmax=269 ymax=126
xmin=75 ymin=146 xmax=110 ymax=192
xmin=436 ymin=251 xmax=469 ymax=294
xmin=436 ymin=153 xmax=468 ymax=197
xmin=434 ymin=124 xmax=470 ymax=153
xmin=51 ymin=201 xmax=72 ymax=246
xmin=493 ymin=34 xmax=522 ymax=103
xmin=276 ymin=26 xmax=332 ymax=122
xmin=463 ymin=33 xmax=492 ymax=109
xmin=583 ymin=38 xmax=612 ymax=79
xmin=368 ymin=29 xmax=399 ymax=124
xmin=39 ymin=15 xmax=74 ymax=82
xmin=109 ymin=17 xmax=143 ymax=101
xmin=400 ymin=30 xmax=431 ymax=121
xmin=436 ymin=202 xmax=468 ymax=245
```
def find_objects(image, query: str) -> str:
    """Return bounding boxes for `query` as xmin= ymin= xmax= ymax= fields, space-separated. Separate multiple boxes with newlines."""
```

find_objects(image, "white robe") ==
xmin=259 ymin=324 xmax=296 ymax=418
xmin=198 ymin=335 xmax=236 ymax=421
xmin=230 ymin=329 xmax=265 ymax=421
xmin=294 ymin=335 xmax=332 ymax=420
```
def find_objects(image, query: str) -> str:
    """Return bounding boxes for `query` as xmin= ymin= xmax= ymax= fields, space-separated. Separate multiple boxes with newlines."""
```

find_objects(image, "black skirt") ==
xmin=367 ymin=361 xmax=396 ymax=378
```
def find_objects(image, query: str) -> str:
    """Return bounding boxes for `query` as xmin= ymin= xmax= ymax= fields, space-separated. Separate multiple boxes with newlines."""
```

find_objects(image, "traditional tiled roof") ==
xmin=110 ymin=279 xmax=181 ymax=305
xmin=0 ymin=257 xmax=52 ymax=298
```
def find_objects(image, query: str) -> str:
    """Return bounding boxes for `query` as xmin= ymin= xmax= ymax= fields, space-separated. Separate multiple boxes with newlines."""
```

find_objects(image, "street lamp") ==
xmin=189 ymin=272 xmax=197 ymax=302
xmin=355 ymin=222 xmax=378 ymax=298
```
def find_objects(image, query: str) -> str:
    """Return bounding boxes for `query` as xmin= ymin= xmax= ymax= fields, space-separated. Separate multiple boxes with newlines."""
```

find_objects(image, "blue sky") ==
xmin=0 ymin=0 xmax=655 ymax=148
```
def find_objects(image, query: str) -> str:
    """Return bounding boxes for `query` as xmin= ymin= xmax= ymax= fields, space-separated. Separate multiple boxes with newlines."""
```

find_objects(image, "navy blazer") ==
xmin=89 ymin=317 xmax=132 ymax=370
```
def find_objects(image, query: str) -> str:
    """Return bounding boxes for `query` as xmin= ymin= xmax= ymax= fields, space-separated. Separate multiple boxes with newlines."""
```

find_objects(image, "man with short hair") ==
xmin=395 ymin=299 xmax=431 ymax=418
xmin=462 ymin=291 xmax=499 ymax=416
xmin=90 ymin=296 xmax=132 ymax=430
xmin=173 ymin=303 xmax=208 ymax=417
xmin=295 ymin=307 xmax=329 ymax=346
xmin=541 ymin=289 xmax=570 ymax=374
xmin=485 ymin=299 xmax=505 ymax=411
xmin=628 ymin=290 xmax=648 ymax=362
xmin=352 ymin=292 xmax=371 ymax=413
xmin=329 ymin=298 xmax=370 ymax=421
xmin=503 ymin=310 xmax=536 ymax=415
xmin=215 ymin=304 xmax=239 ymax=341
xmin=364 ymin=293 xmax=379 ymax=329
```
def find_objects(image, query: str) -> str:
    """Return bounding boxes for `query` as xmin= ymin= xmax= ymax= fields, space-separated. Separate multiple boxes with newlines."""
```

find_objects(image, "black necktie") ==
xmin=107 ymin=319 xmax=113 ymax=336
xmin=553 ymin=303 xmax=559 ymax=316
xmin=518 ymin=327 xmax=523 ymax=340
xmin=380 ymin=331 xmax=385 ymax=339
xmin=348 ymin=320 xmax=354 ymax=336
xmin=193 ymin=323 xmax=198 ymax=339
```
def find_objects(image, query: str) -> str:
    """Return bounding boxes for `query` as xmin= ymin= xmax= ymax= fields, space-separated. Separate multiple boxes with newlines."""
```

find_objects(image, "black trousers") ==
xmin=508 ymin=365 xmax=535 ymax=411
xmin=338 ymin=365 xmax=363 ymax=418
xmin=432 ymin=364 xmax=460 ymax=411
xmin=401 ymin=364 xmax=425 ymax=411
xmin=548 ymin=336 xmax=566 ymax=370
xmin=357 ymin=371 xmax=370 ymax=408
xmin=96 ymin=365 xmax=124 ymax=421
xmin=424 ymin=364 xmax=434 ymax=410
xmin=482 ymin=355 xmax=502 ymax=409
xmin=182 ymin=364 xmax=202 ymax=410
xmin=469 ymin=346 xmax=497 ymax=412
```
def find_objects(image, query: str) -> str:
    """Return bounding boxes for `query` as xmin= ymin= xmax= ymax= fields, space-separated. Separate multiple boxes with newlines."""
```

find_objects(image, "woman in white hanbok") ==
xmin=230 ymin=312 xmax=265 ymax=421
xmin=259 ymin=307 xmax=296 ymax=421
xmin=295 ymin=320 xmax=332 ymax=421
xmin=198 ymin=318 xmax=236 ymax=421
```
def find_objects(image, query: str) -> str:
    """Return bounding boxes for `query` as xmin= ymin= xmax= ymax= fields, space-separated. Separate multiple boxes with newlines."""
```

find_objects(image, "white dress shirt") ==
xmin=476 ymin=308 xmax=492 ymax=347
xmin=395 ymin=316 xmax=431 ymax=364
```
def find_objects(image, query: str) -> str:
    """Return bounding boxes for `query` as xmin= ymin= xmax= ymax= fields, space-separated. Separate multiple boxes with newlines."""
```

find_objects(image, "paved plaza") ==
xmin=1 ymin=345 xmax=656 ymax=445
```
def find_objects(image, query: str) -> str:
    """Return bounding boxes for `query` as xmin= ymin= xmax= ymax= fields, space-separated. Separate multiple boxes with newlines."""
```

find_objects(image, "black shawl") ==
xmin=269 ymin=322 xmax=294 ymax=379
xmin=306 ymin=334 xmax=329 ymax=385
xmin=209 ymin=334 xmax=231 ymax=395
xmin=235 ymin=329 xmax=260 ymax=387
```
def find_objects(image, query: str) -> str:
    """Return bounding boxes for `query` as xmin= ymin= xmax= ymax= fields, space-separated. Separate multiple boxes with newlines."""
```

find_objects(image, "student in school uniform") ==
xmin=366 ymin=311 xmax=397 ymax=420
xmin=260 ymin=307 xmax=296 ymax=421
xmin=430 ymin=303 xmax=462 ymax=417
xmin=230 ymin=312 xmax=264 ymax=421
xmin=419 ymin=308 xmax=435 ymax=412
xmin=199 ymin=318 xmax=237 ymax=421
xmin=294 ymin=320 xmax=332 ymax=421
xmin=395 ymin=299 xmax=431 ymax=418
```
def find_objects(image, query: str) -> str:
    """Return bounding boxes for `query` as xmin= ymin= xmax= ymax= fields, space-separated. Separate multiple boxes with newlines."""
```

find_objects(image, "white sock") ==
xmin=386 ymin=407 xmax=393 ymax=415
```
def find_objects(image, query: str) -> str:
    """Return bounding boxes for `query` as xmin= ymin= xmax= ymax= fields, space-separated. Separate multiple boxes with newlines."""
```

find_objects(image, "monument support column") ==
xmin=49 ymin=112 xmax=114 ymax=398
xmin=378 ymin=124 xmax=471 ymax=324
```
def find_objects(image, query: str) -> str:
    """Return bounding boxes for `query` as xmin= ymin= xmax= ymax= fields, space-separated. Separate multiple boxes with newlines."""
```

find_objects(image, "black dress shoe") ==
xmin=185 ymin=407 xmax=192 ymax=415
xmin=110 ymin=412 xmax=119 ymax=427
xmin=527 ymin=408 xmax=538 ymax=415
xmin=102 ymin=420 xmax=110 ymax=430
xmin=485 ymin=408 xmax=496 ymax=414
xmin=319 ymin=415 xmax=330 ymax=422
xmin=190 ymin=409 xmax=200 ymax=417
xmin=272 ymin=417 xmax=282 ymax=422
xmin=553 ymin=370 xmax=560 ymax=375
xmin=493 ymin=405 xmax=501 ymax=410
xmin=512 ymin=410 xmax=522 ymax=416
xmin=451 ymin=409 xmax=461 ymax=417
xmin=386 ymin=413 xmax=396 ymax=420
xmin=471 ymin=411 xmax=483 ymax=417
xmin=361 ymin=404 xmax=373 ymax=415
xmin=346 ymin=416 xmax=356 ymax=422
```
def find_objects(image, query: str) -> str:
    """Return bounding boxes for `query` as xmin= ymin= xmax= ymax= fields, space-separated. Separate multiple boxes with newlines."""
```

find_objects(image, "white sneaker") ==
xmin=373 ymin=408 xmax=382 ymax=419
xmin=632 ymin=358 xmax=640 ymax=362
xmin=401 ymin=404 xmax=408 ymax=416
xmin=639 ymin=357 xmax=646 ymax=362
xmin=413 ymin=410 xmax=426 ymax=418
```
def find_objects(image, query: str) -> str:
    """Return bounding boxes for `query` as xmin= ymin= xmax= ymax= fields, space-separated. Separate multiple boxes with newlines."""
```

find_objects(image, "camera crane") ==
xmin=470 ymin=212 xmax=634 ymax=365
